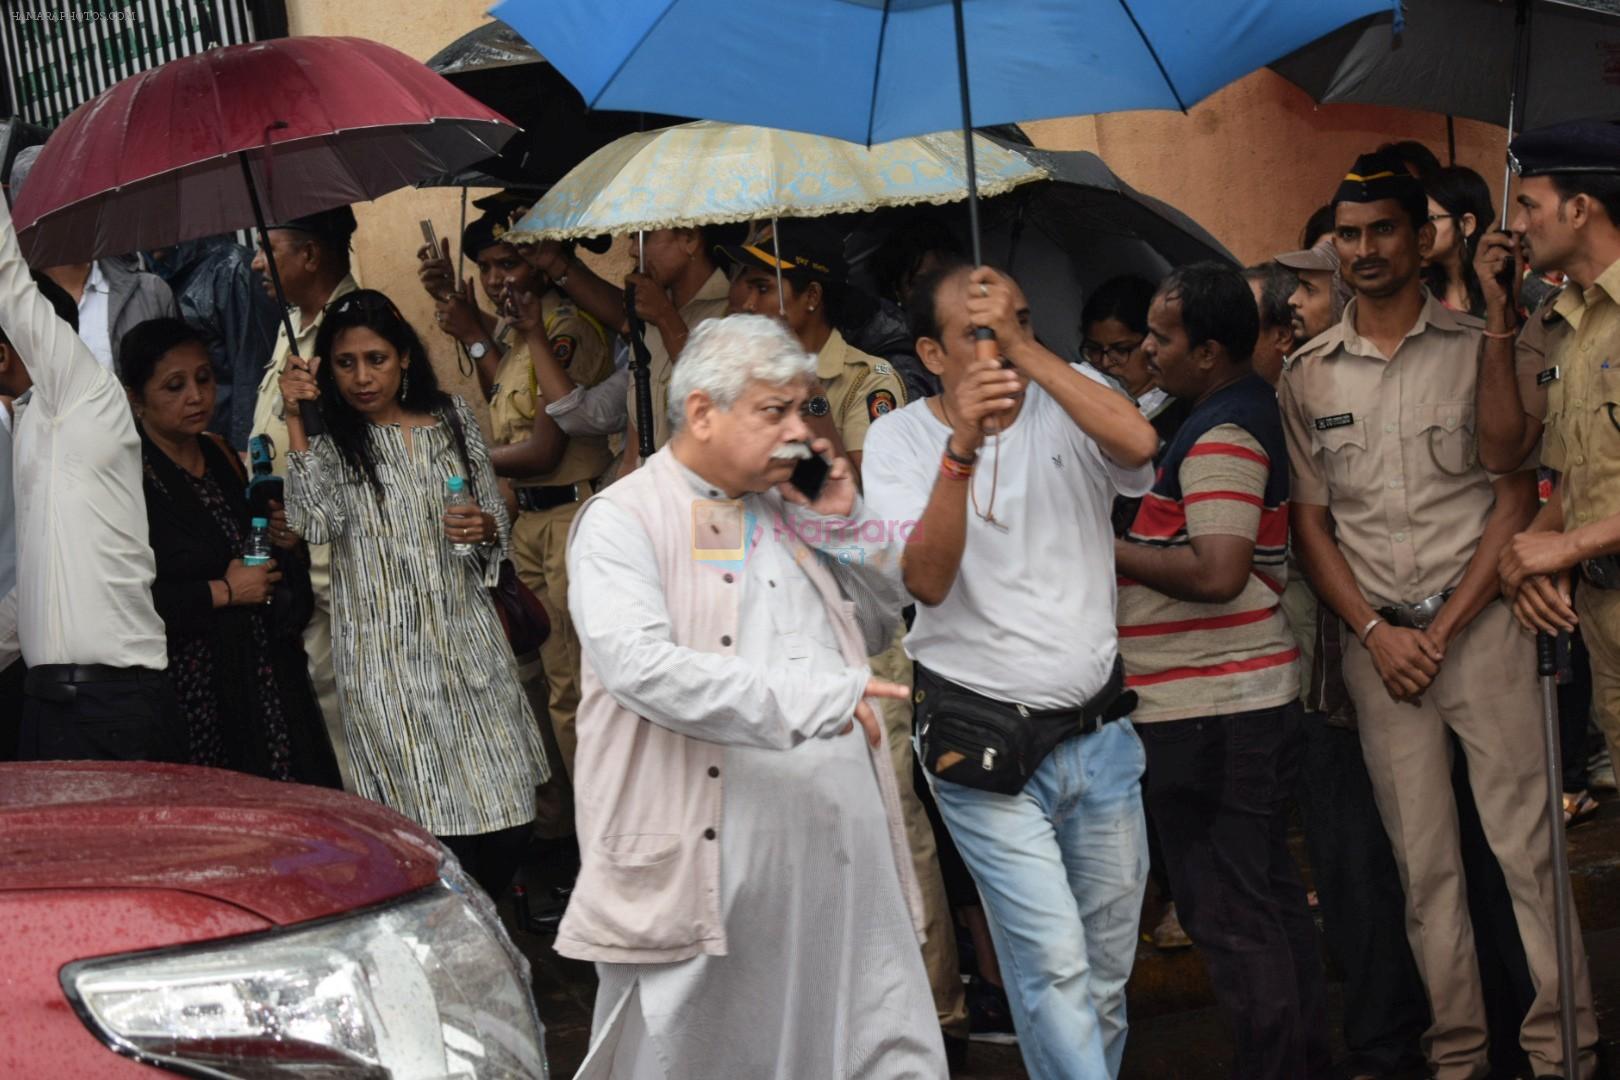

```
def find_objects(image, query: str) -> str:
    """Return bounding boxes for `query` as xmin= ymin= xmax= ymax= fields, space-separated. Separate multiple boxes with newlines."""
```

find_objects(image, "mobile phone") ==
xmin=790 ymin=451 xmax=831 ymax=501
xmin=419 ymin=219 xmax=440 ymax=255
xmin=1493 ymin=229 xmax=1519 ymax=292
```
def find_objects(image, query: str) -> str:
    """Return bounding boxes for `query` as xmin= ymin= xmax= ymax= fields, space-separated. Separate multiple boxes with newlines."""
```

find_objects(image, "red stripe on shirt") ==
xmin=1129 ymin=493 xmax=1186 ymax=539
xmin=1125 ymin=646 xmax=1301 ymax=688
xmin=1118 ymin=605 xmax=1281 ymax=637
xmin=1256 ymin=507 xmax=1289 ymax=548
xmin=1185 ymin=442 xmax=1270 ymax=466
xmin=1184 ymin=490 xmax=1265 ymax=508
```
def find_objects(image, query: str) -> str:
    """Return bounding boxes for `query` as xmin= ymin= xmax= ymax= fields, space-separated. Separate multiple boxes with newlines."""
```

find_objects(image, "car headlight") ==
xmin=62 ymin=862 xmax=548 ymax=1079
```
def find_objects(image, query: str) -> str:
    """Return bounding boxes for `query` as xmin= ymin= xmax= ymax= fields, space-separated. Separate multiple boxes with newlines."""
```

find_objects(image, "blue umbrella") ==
xmin=493 ymin=0 xmax=1396 ymax=266
xmin=492 ymin=0 xmax=1395 ymax=447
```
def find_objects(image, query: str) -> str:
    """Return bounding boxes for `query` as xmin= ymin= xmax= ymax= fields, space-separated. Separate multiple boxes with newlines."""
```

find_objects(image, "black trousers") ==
xmin=1297 ymin=712 xmax=1429 ymax=1079
xmin=18 ymin=668 xmax=180 ymax=762
xmin=1139 ymin=700 xmax=1331 ymax=1080
xmin=438 ymin=822 xmax=533 ymax=901
xmin=0 ymin=659 xmax=25 ymax=762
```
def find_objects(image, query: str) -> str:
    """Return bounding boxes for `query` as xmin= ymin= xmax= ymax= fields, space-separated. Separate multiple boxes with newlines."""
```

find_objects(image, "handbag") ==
xmin=489 ymin=559 xmax=550 ymax=658
xmin=438 ymin=404 xmax=552 ymax=658
xmin=914 ymin=658 xmax=1135 ymax=796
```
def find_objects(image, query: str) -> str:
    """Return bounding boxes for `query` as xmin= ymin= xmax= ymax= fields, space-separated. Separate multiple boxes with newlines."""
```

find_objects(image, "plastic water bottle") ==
xmin=446 ymin=476 xmax=475 ymax=555
xmin=244 ymin=517 xmax=272 ymax=567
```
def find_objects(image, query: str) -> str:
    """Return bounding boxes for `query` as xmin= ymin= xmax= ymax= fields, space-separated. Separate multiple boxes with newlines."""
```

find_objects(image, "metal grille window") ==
xmin=0 ymin=1 xmax=287 ymax=127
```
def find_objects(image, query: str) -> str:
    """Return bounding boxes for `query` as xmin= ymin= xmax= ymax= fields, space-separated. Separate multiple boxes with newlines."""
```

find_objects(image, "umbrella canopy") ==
xmin=421 ymin=18 xmax=686 ymax=190
xmin=12 ymin=36 xmax=517 ymax=266
xmin=492 ymin=0 xmax=1399 ymax=146
xmin=503 ymin=120 xmax=1048 ymax=242
xmin=1272 ymin=0 xmax=1620 ymax=129
xmin=1002 ymin=145 xmax=1238 ymax=271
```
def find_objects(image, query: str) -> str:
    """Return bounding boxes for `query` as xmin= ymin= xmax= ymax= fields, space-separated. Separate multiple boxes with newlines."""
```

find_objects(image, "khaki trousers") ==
xmin=1577 ymin=581 xmax=1620 ymax=773
xmin=512 ymin=501 xmax=584 ymax=778
xmin=1343 ymin=600 xmax=1597 ymax=1080
xmin=302 ymin=541 xmax=353 ymax=791
xmin=870 ymin=633 xmax=969 ymax=1039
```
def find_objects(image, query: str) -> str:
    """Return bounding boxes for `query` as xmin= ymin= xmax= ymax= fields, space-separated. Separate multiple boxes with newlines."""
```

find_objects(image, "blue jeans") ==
xmin=926 ymin=719 xmax=1148 ymax=1080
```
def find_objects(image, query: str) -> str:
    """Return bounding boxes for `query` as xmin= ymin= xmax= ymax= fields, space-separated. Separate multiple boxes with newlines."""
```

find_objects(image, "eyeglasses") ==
xmin=1427 ymin=213 xmax=1456 ymax=224
xmin=1080 ymin=339 xmax=1143 ymax=364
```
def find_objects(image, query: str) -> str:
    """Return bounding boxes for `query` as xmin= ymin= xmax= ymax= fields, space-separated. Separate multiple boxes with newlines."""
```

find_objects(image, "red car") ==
xmin=0 ymin=761 xmax=549 ymax=1078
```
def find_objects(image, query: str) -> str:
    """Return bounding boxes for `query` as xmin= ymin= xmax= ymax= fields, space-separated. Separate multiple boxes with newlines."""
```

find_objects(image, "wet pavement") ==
xmin=509 ymin=795 xmax=1620 ymax=1079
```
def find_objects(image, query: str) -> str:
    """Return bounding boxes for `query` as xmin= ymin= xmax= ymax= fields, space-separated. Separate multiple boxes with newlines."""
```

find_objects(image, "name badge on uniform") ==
xmin=1537 ymin=366 xmax=1560 ymax=386
xmin=1313 ymin=412 xmax=1354 ymax=431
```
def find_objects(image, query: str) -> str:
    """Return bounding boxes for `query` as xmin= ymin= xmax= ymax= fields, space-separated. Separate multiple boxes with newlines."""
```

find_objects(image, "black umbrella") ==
xmin=1272 ymin=0 xmax=1620 ymax=131
xmin=419 ymin=19 xmax=686 ymax=190
xmin=845 ymin=144 xmax=1237 ymax=363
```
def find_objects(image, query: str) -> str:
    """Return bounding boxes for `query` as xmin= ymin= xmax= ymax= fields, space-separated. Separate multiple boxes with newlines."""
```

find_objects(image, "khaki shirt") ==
xmin=250 ymin=273 xmax=360 ymax=469
xmin=1280 ymin=292 xmax=1513 ymax=608
xmin=1540 ymin=257 xmax=1620 ymax=532
xmin=628 ymin=268 xmax=730 ymax=451
xmin=1512 ymin=291 xmax=1568 ymax=423
xmin=491 ymin=294 xmax=615 ymax=488
xmin=817 ymin=329 xmax=907 ymax=453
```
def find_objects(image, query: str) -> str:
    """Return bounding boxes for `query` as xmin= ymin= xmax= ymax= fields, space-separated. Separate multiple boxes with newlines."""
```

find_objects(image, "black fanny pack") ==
xmin=914 ymin=658 xmax=1136 ymax=796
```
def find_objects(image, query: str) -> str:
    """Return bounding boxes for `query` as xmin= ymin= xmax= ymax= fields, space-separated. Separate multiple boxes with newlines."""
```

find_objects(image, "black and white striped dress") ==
xmin=285 ymin=396 xmax=548 ymax=836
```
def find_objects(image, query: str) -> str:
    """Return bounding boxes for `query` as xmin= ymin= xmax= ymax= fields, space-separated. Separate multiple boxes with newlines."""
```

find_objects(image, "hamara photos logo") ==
xmin=691 ymin=499 xmax=917 ymax=575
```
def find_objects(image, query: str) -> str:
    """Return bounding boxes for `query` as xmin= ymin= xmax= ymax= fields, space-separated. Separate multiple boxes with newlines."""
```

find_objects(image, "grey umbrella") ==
xmin=1272 ymin=0 xmax=1620 ymax=131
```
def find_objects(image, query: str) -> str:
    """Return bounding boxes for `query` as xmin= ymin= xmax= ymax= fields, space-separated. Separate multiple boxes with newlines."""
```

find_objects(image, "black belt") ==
xmin=1582 ymin=555 xmax=1620 ymax=591
xmin=25 ymin=664 xmax=164 ymax=699
xmin=1012 ymin=655 xmax=1132 ymax=737
xmin=514 ymin=480 xmax=592 ymax=513
xmin=1378 ymin=588 xmax=1455 ymax=630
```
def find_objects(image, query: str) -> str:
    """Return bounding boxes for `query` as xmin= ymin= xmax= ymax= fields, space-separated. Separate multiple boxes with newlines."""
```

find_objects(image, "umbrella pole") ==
xmin=950 ymin=0 xmax=999 ymax=378
xmin=1501 ymin=0 xmax=1534 ymax=226
xmin=773 ymin=216 xmax=786 ymax=316
xmin=238 ymin=152 xmax=321 ymax=435
xmin=239 ymin=153 xmax=299 ymax=355
xmin=951 ymin=0 xmax=985 ymax=273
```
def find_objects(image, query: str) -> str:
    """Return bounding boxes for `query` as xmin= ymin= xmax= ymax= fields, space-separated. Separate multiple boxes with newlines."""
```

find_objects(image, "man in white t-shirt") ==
xmin=864 ymin=263 xmax=1158 ymax=1080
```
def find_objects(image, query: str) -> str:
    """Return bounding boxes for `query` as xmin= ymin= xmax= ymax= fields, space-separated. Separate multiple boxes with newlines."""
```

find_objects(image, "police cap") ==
xmin=1510 ymin=121 xmax=1620 ymax=178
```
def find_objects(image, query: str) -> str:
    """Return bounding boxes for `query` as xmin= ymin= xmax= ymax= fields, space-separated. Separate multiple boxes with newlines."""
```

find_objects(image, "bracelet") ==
xmin=939 ymin=453 xmax=975 ymax=481
xmin=943 ymin=436 xmax=978 ymax=466
xmin=222 ymin=579 xmax=234 ymax=606
xmin=1358 ymin=616 xmax=1384 ymax=645
xmin=1482 ymin=327 xmax=1518 ymax=340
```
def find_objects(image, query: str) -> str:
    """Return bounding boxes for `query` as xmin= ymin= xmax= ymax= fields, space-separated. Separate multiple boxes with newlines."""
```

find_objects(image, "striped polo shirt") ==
xmin=1117 ymin=374 xmax=1300 ymax=723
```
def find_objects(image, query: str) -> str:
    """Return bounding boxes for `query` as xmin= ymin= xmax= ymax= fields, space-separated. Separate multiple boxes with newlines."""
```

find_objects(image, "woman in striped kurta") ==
xmin=280 ymin=289 xmax=547 ymax=897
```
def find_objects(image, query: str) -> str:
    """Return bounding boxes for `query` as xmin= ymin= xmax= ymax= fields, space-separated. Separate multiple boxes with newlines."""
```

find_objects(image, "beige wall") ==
xmin=1025 ymin=68 xmax=1513 ymax=266
xmin=285 ymin=1 xmax=1514 ymax=386
xmin=286 ymin=1 xmax=518 ymax=407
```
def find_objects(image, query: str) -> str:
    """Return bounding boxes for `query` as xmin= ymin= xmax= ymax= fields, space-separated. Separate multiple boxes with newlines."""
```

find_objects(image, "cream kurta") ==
xmin=567 ymin=463 xmax=942 ymax=1080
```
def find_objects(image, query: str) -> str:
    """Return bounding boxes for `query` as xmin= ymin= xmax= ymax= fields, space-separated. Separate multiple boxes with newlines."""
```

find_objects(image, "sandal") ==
xmin=1564 ymin=790 xmax=1599 ymax=828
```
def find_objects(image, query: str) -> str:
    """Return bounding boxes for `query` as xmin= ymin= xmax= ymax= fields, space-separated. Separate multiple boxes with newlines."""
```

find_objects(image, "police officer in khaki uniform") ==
xmin=1280 ymin=153 xmax=1598 ymax=1080
xmin=1487 ymin=125 xmax=1620 ymax=806
xmin=723 ymin=222 xmax=969 ymax=1048
xmin=423 ymin=211 xmax=614 ymax=776
xmin=249 ymin=206 xmax=360 ymax=788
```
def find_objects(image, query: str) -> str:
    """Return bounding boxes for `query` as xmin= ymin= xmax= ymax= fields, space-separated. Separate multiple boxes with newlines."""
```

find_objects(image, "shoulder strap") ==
xmin=206 ymin=432 xmax=248 ymax=485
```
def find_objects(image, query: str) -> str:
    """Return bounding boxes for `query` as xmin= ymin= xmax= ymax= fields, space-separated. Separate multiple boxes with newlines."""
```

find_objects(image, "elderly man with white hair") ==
xmin=562 ymin=313 xmax=944 ymax=1078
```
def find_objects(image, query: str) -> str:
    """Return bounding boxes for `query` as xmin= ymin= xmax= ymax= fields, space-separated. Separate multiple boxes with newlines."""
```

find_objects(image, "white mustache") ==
xmin=770 ymin=442 xmax=813 ymax=462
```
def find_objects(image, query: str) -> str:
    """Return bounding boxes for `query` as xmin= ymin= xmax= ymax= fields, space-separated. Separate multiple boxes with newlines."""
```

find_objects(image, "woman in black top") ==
xmin=120 ymin=317 xmax=339 ymax=786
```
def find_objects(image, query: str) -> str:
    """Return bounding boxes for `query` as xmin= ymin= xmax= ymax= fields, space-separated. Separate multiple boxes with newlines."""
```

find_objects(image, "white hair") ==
xmin=666 ymin=314 xmax=815 ymax=432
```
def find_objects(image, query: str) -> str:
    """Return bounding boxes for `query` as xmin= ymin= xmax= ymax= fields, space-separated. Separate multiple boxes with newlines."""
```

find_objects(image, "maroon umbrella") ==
xmin=12 ymin=36 xmax=515 ymax=267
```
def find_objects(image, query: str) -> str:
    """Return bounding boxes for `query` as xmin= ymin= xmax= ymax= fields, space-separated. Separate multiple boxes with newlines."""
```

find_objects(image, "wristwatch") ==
xmin=467 ymin=340 xmax=491 ymax=361
xmin=805 ymin=395 xmax=830 ymax=417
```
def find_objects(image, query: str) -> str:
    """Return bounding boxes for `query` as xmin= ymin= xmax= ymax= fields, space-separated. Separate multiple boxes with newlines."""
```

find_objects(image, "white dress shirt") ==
xmin=0 ymin=196 xmax=166 ymax=670
xmin=78 ymin=261 xmax=114 ymax=372
xmin=863 ymin=367 xmax=1152 ymax=708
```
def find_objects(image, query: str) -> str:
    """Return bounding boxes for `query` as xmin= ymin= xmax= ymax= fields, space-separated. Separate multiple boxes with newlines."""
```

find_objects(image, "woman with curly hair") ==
xmin=279 ymin=288 xmax=546 ymax=897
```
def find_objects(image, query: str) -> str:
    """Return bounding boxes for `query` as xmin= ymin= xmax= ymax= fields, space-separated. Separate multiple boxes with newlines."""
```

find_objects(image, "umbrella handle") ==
xmin=239 ymin=151 xmax=324 ymax=437
xmin=625 ymin=282 xmax=657 ymax=459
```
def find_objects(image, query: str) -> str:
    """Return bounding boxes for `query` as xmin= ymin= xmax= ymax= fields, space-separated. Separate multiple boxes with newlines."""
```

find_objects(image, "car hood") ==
xmin=0 ymin=762 xmax=443 ymax=925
